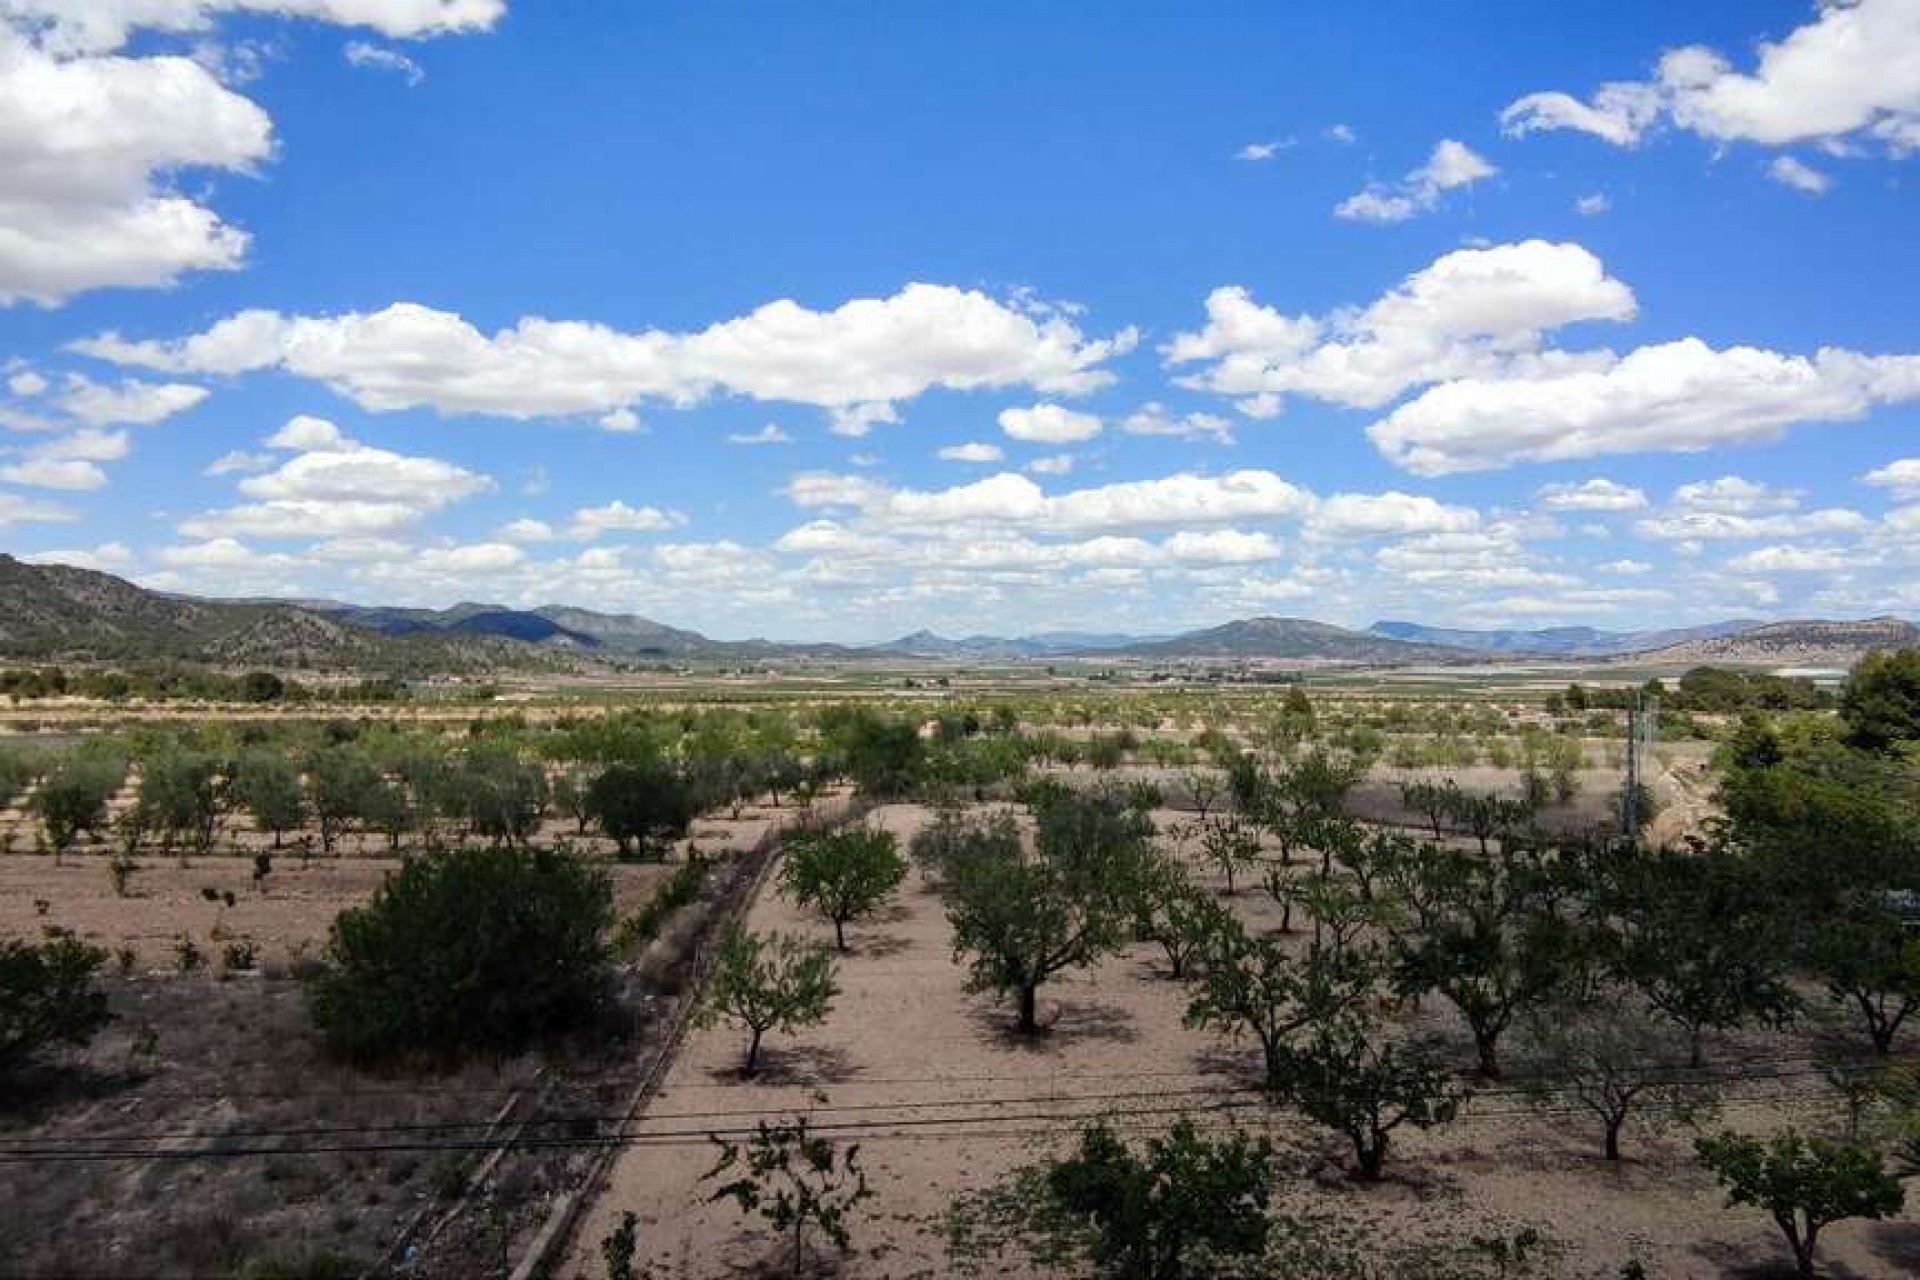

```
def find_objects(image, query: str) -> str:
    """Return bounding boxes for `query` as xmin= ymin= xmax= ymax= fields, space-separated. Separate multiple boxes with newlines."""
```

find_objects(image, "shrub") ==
xmin=704 ymin=1118 xmax=871 ymax=1277
xmin=307 ymin=845 xmax=613 ymax=1061
xmin=612 ymin=854 xmax=708 ymax=955
xmin=1046 ymin=1118 xmax=1276 ymax=1280
xmin=34 ymin=750 xmax=124 ymax=855
xmin=0 ymin=936 xmax=112 ymax=1077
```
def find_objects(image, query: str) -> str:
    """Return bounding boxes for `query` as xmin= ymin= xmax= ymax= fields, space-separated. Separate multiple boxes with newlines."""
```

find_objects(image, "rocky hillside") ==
xmin=1630 ymin=616 xmax=1920 ymax=667
xmin=0 ymin=556 xmax=554 ymax=673
xmin=1369 ymin=619 xmax=1763 ymax=658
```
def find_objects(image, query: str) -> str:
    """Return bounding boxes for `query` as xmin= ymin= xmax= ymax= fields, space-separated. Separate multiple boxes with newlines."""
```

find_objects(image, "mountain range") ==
xmin=1366 ymin=619 xmax=1765 ymax=658
xmin=1 ymin=554 xmax=1914 ymax=672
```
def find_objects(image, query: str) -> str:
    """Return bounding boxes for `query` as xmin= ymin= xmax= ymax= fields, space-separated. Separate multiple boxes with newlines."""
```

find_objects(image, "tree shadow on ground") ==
xmin=850 ymin=931 xmax=913 ymax=960
xmin=965 ymin=994 xmax=1139 ymax=1055
xmin=0 ymin=1061 xmax=146 ymax=1123
xmin=1190 ymin=1041 xmax=1264 ymax=1086
xmin=1865 ymin=1221 xmax=1920 ymax=1275
xmin=708 ymin=1043 xmax=859 ymax=1088
xmin=1695 ymin=1238 xmax=1881 ymax=1279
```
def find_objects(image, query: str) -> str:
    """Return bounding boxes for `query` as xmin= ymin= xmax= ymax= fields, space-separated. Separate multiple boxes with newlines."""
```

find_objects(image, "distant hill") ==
xmin=531 ymin=605 xmax=730 ymax=657
xmin=0 ymin=555 xmax=543 ymax=673
xmin=1109 ymin=617 xmax=1471 ymax=663
xmin=1630 ymin=617 xmax=1920 ymax=667
xmin=7 ymin=554 xmax=1912 ymax=675
xmin=1369 ymin=619 xmax=1763 ymax=658
xmin=870 ymin=629 xmax=1161 ymax=660
xmin=309 ymin=599 xmax=856 ymax=662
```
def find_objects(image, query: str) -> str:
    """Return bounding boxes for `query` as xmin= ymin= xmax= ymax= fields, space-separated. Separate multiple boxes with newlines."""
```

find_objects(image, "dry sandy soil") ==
xmin=566 ymin=802 xmax=1919 ymax=1280
xmin=0 ymin=777 xmax=785 ymax=968
xmin=0 ymin=807 xmax=784 ymax=971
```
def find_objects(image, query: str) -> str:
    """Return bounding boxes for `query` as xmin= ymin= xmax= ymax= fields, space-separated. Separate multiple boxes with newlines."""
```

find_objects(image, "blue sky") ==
xmin=2 ymin=0 xmax=1919 ymax=641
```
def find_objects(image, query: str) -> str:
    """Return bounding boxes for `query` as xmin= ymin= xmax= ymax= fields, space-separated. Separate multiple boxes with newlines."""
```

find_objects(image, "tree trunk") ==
xmin=834 ymin=916 xmax=848 ymax=952
xmin=1785 ymin=1218 xmax=1817 ymax=1279
xmin=1018 ymin=982 xmax=1039 ymax=1034
xmin=746 ymin=1026 xmax=764 ymax=1075
xmin=1354 ymin=1132 xmax=1387 ymax=1181
xmin=1604 ymin=1113 xmax=1624 ymax=1161
xmin=1474 ymin=1027 xmax=1502 ymax=1079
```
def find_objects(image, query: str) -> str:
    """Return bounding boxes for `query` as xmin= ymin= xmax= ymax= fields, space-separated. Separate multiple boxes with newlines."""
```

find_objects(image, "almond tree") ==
xmin=701 ymin=927 xmax=838 ymax=1075
xmin=1269 ymin=1013 xmax=1462 ymax=1181
xmin=1184 ymin=914 xmax=1369 ymax=1089
xmin=944 ymin=792 xmax=1153 ymax=1033
xmin=780 ymin=826 xmax=906 ymax=952
xmin=1697 ymin=1130 xmax=1904 ymax=1279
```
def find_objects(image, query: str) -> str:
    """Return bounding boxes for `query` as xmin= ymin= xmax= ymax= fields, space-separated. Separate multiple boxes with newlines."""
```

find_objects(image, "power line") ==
xmin=0 ymin=1055 xmax=1890 ymax=1165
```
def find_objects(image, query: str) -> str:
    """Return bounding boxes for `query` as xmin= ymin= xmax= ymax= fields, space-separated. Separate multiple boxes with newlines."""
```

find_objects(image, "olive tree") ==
xmin=458 ymin=747 xmax=549 ymax=848
xmin=307 ymin=748 xmax=382 ymax=855
xmin=230 ymin=750 xmax=305 ymax=849
xmin=34 ymin=751 xmax=124 ymax=857
xmin=133 ymin=749 xmax=222 ymax=859
xmin=779 ymin=826 xmax=907 ymax=952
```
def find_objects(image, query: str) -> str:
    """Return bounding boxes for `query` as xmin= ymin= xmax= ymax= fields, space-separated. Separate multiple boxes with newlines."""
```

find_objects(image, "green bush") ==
xmin=1 ymin=936 xmax=112 ymax=1077
xmin=307 ymin=845 xmax=614 ymax=1061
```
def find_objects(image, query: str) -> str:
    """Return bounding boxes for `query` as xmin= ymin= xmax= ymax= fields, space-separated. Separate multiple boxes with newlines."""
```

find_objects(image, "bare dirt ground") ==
xmin=0 ymin=800 xmax=785 ymax=973
xmin=0 ymin=809 xmax=799 ymax=1280
xmin=0 ymin=974 xmax=550 ymax=1280
xmin=0 ymin=855 xmax=676 ymax=971
xmin=565 ymin=802 xmax=1920 ymax=1280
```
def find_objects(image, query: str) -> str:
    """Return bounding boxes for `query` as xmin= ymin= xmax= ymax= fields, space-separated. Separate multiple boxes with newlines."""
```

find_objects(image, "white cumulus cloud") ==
xmin=73 ymin=285 xmax=1137 ymax=428
xmin=1335 ymin=138 xmax=1496 ymax=224
xmin=1370 ymin=339 xmax=1920 ymax=474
